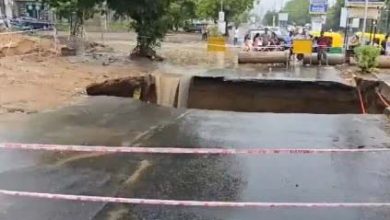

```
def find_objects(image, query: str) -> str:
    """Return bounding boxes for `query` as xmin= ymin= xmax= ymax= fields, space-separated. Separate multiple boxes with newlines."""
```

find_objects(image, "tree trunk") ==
xmin=130 ymin=39 xmax=164 ymax=61
xmin=70 ymin=11 xmax=85 ymax=37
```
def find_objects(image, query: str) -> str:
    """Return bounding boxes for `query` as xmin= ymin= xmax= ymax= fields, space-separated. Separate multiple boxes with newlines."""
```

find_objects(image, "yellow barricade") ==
xmin=207 ymin=37 xmax=226 ymax=52
xmin=293 ymin=39 xmax=313 ymax=55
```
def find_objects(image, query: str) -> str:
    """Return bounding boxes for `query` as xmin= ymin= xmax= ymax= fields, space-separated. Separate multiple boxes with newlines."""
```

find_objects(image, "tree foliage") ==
xmin=326 ymin=0 xmax=343 ymax=31
xmin=233 ymin=11 xmax=250 ymax=27
xmin=106 ymin=0 xmax=172 ymax=59
xmin=283 ymin=0 xmax=310 ymax=25
xmin=263 ymin=11 xmax=277 ymax=26
xmin=47 ymin=0 xmax=252 ymax=59
xmin=45 ymin=0 xmax=102 ymax=36
xmin=168 ymin=0 xmax=197 ymax=31
xmin=196 ymin=0 xmax=254 ymax=25
xmin=378 ymin=0 xmax=390 ymax=33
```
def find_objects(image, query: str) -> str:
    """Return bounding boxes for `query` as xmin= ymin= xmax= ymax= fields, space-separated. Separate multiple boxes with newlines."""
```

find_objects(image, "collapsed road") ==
xmin=1 ymin=96 xmax=390 ymax=219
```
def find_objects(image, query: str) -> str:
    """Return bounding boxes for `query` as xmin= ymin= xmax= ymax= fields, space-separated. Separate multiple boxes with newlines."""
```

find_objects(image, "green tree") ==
xmin=107 ymin=0 xmax=172 ymax=60
xmin=378 ymin=0 xmax=390 ymax=33
xmin=283 ymin=0 xmax=310 ymax=25
xmin=45 ymin=0 xmax=101 ymax=36
xmin=233 ymin=11 xmax=250 ymax=27
xmin=169 ymin=0 xmax=197 ymax=31
xmin=196 ymin=0 xmax=255 ymax=32
xmin=263 ymin=10 xmax=278 ymax=26
xmin=326 ymin=0 xmax=344 ymax=31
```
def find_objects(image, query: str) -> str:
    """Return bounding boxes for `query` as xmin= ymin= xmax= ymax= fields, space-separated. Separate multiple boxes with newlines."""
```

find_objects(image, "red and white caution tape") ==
xmin=376 ymin=90 xmax=390 ymax=107
xmin=1 ymin=189 xmax=390 ymax=208
xmin=357 ymin=86 xmax=367 ymax=114
xmin=1 ymin=143 xmax=390 ymax=155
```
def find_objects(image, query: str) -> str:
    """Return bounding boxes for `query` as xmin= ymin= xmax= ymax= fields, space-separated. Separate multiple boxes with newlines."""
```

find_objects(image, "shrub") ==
xmin=354 ymin=45 xmax=381 ymax=73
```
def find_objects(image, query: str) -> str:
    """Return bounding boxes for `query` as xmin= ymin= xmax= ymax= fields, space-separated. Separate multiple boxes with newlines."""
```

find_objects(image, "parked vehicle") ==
xmin=183 ymin=22 xmax=208 ymax=33
xmin=10 ymin=17 xmax=53 ymax=31
xmin=247 ymin=28 xmax=288 ymax=42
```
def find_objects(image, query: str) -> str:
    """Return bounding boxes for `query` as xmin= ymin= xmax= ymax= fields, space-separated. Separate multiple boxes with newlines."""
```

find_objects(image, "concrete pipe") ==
xmin=377 ymin=56 xmax=390 ymax=68
xmin=350 ymin=56 xmax=390 ymax=68
xmin=238 ymin=51 xmax=289 ymax=64
xmin=303 ymin=53 xmax=345 ymax=66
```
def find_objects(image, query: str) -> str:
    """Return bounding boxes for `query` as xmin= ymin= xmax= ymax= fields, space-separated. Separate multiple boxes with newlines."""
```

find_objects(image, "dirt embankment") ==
xmin=0 ymin=34 xmax=148 ymax=115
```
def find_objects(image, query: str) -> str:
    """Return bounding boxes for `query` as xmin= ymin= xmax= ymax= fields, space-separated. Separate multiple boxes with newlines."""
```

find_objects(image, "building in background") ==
xmin=13 ymin=0 xmax=49 ymax=19
xmin=2 ymin=0 xmax=13 ymax=19
xmin=0 ymin=0 xmax=49 ymax=19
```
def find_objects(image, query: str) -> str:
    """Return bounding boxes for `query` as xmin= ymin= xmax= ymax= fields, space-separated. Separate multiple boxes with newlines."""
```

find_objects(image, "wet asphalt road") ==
xmin=1 ymin=97 xmax=390 ymax=219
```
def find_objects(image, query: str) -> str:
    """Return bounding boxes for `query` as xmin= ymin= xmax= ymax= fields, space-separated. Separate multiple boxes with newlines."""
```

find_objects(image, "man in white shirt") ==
xmin=234 ymin=27 xmax=239 ymax=45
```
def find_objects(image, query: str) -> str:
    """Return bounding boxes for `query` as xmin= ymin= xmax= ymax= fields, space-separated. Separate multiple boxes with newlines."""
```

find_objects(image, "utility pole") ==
xmin=270 ymin=1 xmax=276 ymax=27
xmin=362 ymin=0 xmax=369 ymax=44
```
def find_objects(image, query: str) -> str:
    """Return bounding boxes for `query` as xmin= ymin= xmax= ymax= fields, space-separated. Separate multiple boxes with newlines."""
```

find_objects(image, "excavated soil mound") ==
xmin=0 ymin=34 xmax=55 ymax=57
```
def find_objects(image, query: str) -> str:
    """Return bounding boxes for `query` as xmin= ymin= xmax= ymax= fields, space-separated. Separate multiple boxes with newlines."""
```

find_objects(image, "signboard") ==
xmin=312 ymin=21 xmax=322 ymax=32
xmin=311 ymin=15 xmax=325 ymax=32
xmin=310 ymin=0 xmax=328 ymax=14
xmin=218 ymin=21 xmax=226 ymax=35
xmin=340 ymin=7 xmax=348 ymax=28
xmin=346 ymin=0 xmax=385 ymax=7
xmin=348 ymin=7 xmax=381 ymax=19
xmin=218 ymin=11 xmax=225 ymax=22
xmin=278 ymin=13 xmax=288 ymax=21
xmin=311 ymin=15 xmax=326 ymax=24
xmin=352 ymin=18 xmax=360 ymax=28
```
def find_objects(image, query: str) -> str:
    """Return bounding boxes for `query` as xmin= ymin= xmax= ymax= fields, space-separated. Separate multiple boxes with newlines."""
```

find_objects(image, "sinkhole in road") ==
xmin=87 ymin=75 xmax=387 ymax=114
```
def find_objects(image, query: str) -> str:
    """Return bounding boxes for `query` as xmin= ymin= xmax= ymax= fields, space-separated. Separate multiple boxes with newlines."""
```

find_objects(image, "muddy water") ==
xmin=1 ymin=98 xmax=390 ymax=220
xmin=154 ymin=73 xmax=181 ymax=107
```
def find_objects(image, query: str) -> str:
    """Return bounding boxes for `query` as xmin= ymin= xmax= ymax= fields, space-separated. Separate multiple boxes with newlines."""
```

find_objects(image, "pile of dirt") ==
xmin=86 ymin=41 xmax=113 ymax=53
xmin=0 ymin=34 xmax=56 ymax=57
xmin=86 ymin=75 xmax=156 ymax=102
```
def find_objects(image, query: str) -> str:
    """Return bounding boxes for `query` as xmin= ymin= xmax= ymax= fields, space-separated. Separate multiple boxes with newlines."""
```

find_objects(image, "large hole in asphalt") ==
xmin=186 ymin=77 xmax=361 ymax=114
xmin=86 ymin=75 xmax=387 ymax=114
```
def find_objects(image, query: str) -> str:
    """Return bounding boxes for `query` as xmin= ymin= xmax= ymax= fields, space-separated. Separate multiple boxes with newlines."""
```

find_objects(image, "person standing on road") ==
xmin=261 ymin=28 xmax=271 ymax=47
xmin=316 ymin=31 xmax=329 ymax=66
xmin=243 ymin=34 xmax=252 ymax=51
xmin=253 ymin=33 xmax=261 ymax=50
xmin=284 ymin=31 xmax=294 ymax=60
xmin=349 ymin=35 xmax=360 ymax=50
xmin=270 ymin=32 xmax=280 ymax=51
xmin=234 ymin=27 xmax=239 ymax=45
xmin=201 ymin=25 xmax=208 ymax=41
xmin=381 ymin=34 xmax=389 ymax=55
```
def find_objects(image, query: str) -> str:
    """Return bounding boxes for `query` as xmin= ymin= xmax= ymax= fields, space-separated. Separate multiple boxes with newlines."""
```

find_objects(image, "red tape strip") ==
xmin=1 ymin=189 xmax=390 ymax=208
xmin=0 ymin=143 xmax=389 ymax=155
xmin=376 ymin=90 xmax=390 ymax=107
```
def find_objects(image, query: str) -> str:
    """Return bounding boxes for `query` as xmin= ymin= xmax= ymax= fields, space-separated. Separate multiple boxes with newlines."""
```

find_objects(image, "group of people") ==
xmin=349 ymin=33 xmax=390 ymax=55
xmin=243 ymin=28 xmax=283 ymax=52
xmin=243 ymin=29 xmax=331 ymax=65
